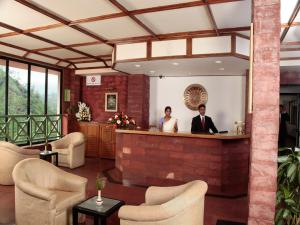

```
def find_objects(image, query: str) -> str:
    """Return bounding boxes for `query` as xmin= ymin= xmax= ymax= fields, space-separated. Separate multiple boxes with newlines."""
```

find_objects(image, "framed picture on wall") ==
xmin=105 ymin=92 xmax=118 ymax=112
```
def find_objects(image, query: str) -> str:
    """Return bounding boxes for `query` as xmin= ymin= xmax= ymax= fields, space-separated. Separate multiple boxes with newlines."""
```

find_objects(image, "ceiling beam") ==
xmin=281 ymin=47 xmax=300 ymax=51
xmin=0 ymin=41 xmax=74 ymax=66
xmin=203 ymin=0 xmax=219 ymax=35
xmin=107 ymin=0 xmax=159 ymax=39
xmin=107 ymin=26 xmax=250 ymax=44
xmin=14 ymin=0 xmax=113 ymax=47
xmin=0 ymin=51 xmax=65 ymax=69
xmin=32 ymin=41 xmax=103 ymax=52
xmin=1 ymin=0 xmax=243 ymax=39
xmin=129 ymin=0 xmax=242 ymax=15
xmin=0 ymin=22 xmax=108 ymax=67
xmin=281 ymin=41 xmax=300 ymax=46
xmin=280 ymin=1 xmax=300 ymax=42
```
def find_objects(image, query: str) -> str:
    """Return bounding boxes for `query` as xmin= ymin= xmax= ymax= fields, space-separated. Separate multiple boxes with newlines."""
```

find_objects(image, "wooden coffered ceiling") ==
xmin=0 ymin=0 xmax=298 ymax=70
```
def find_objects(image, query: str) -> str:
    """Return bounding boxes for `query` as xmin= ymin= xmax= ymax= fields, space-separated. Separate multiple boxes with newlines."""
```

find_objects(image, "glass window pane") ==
xmin=47 ymin=70 xmax=60 ymax=115
xmin=8 ymin=61 xmax=28 ymax=115
xmin=0 ymin=59 xmax=6 ymax=115
xmin=30 ymin=66 xmax=45 ymax=115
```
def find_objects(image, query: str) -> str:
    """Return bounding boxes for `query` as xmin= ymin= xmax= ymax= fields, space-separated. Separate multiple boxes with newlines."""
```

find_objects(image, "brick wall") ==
xmin=61 ymin=69 xmax=82 ymax=133
xmin=127 ymin=75 xmax=150 ymax=129
xmin=116 ymin=132 xmax=250 ymax=197
xmin=81 ymin=74 xmax=128 ymax=122
xmin=61 ymin=73 xmax=151 ymax=129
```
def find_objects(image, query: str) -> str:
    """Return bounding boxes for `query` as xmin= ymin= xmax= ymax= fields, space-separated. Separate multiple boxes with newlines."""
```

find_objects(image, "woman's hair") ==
xmin=165 ymin=106 xmax=172 ymax=112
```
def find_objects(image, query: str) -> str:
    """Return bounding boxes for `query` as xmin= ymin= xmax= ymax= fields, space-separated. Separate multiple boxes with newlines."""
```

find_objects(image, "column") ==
xmin=248 ymin=0 xmax=280 ymax=224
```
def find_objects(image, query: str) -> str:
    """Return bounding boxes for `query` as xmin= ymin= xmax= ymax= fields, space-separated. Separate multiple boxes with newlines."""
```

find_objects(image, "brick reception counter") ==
xmin=115 ymin=130 xmax=250 ymax=197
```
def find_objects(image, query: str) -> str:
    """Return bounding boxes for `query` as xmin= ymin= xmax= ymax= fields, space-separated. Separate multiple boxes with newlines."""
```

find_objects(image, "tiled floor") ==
xmin=0 ymin=158 xmax=248 ymax=225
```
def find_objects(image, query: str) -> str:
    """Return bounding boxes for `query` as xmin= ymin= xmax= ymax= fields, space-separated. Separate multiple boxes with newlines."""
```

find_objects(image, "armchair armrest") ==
xmin=55 ymin=170 xmax=87 ymax=192
xmin=118 ymin=205 xmax=170 ymax=222
xmin=15 ymin=180 xmax=56 ymax=203
xmin=145 ymin=183 xmax=190 ymax=205
xmin=50 ymin=138 xmax=67 ymax=149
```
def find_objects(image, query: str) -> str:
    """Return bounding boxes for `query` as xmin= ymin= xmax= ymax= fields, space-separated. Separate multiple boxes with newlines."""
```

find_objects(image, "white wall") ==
xmin=149 ymin=75 xmax=246 ymax=132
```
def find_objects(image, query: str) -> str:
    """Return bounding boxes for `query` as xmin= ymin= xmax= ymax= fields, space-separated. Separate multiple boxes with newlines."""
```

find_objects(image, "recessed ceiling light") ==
xmin=219 ymin=68 xmax=225 ymax=71
xmin=150 ymin=70 xmax=155 ymax=73
xmin=215 ymin=60 xmax=222 ymax=64
xmin=135 ymin=64 xmax=141 ymax=67
xmin=172 ymin=62 xmax=179 ymax=66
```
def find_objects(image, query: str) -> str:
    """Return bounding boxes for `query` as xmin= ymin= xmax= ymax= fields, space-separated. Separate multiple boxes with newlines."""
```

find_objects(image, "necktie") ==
xmin=201 ymin=116 xmax=205 ymax=128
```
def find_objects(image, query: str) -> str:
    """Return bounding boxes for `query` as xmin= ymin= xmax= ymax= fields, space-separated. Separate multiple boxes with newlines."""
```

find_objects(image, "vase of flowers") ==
xmin=96 ymin=176 xmax=107 ymax=206
xmin=107 ymin=112 xmax=136 ymax=129
xmin=75 ymin=102 xmax=92 ymax=121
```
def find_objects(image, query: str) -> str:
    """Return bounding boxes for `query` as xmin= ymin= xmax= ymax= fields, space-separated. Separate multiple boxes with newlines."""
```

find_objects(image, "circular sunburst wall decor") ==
xmin=184 ymin=84 xmax=208 ymax=110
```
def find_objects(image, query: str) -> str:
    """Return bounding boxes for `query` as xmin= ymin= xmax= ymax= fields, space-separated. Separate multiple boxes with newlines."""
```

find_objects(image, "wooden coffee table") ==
xmin=73 ymin=196 xmax=125 ymax=225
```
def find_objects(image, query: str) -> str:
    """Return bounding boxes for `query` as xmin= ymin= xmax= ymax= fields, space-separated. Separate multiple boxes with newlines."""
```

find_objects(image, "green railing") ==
xmin=0 ymin=114 xmax=62 ymax=145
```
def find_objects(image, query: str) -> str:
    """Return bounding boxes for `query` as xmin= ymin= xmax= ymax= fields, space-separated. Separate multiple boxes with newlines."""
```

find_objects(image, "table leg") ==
xmin=94 ymin=215 xmax=99 ymax=225
xmin=100 ymin=218 xmax=106 ymax=225
xmin=55 ymin=154 xmax=58 ymax=166
xmin=72 ymin=208 xmax=78 ymax=225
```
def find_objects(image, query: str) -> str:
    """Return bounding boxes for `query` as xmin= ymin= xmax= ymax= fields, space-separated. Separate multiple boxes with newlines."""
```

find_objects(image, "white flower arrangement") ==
xmin=75 ymin=102 xmax=92 ymax=121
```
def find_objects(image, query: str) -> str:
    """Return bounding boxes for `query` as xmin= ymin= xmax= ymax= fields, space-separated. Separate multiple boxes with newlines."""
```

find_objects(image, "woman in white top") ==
xmin=159 ymin=106 xmax=178 ymax=132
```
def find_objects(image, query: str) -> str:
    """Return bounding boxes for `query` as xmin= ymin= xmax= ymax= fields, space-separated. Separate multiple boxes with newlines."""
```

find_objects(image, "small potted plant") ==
xmin=96 ymin=175 xmax=107 ymax=205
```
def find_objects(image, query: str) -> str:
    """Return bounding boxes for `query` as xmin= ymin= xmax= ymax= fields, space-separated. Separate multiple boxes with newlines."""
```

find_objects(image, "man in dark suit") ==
xmin=279 ymin=104 xmax=290 ymax=147
xmin=191 ymin=104 xmax=218 ymax=134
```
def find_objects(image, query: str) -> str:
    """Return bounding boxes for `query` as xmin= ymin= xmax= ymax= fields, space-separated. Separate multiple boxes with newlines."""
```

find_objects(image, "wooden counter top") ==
xmin=115 ymin=129 xmax=250 ymax=140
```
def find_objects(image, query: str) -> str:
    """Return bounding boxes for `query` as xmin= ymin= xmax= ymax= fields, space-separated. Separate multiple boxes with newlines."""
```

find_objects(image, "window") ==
xmin=8 ymin=61 xmax=28 ymax=115
xmin=0 ymin=57 xmax=62 ymax=144
xmin=47 ymin=70 xmax=60 ymax=115
xmin=0 ymin=60 xmax=6 ymax=115
xmin=30 ymin=66 xmax=46 ymax=115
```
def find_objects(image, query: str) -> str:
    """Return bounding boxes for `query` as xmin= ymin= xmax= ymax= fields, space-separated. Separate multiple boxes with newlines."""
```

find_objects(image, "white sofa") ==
xmin=13 ymin=158 xmax=87 ymax=225
xmin=50 ymin=132 xmax=85 ymax=169
xmin=118 ymin=180 xmax=208 ymax=225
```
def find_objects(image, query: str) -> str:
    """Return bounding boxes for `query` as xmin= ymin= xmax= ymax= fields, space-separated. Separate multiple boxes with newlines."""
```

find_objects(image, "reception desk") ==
xmin=115 ymin=130 xmax=250 ymax=197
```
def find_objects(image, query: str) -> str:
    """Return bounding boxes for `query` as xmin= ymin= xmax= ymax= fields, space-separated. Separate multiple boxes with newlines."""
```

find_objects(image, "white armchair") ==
xmin=50 ymin=132 xmax=85 ymax=169
xmin=0 ymin=141 xmax=40 ymax=185
xmin=12 ymin=158 xmax=87 ymax=225
xmin=118 ymin=180 xmax=208 ymax=225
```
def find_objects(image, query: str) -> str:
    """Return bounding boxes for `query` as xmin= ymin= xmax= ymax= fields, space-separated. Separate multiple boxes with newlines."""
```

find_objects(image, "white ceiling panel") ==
xmin=136 ymin=7 xmax=212 ymax=34
xmin=115 ymin=56 xmax=249 ymax=76
xmin=0 ymin=0 xmax=57 ymax=30
xmin=0 ymin=35 xmax=54 ymax=49
xmin=281 ymin=0 xmax=298 ymax=23
xmin=283 ymin=26 xmax=300 ymax=42
xmin=81 ymin=17 xmax=149 ymax=39
xmin=26 ymin=53 xmax=58 ymax=64
xmin=118 ymin=0 xmax=196 ymax=10
xmin=42 ymin=49 xmax=85 ymax=58
xmin=30 ymin=0 xmax=121 ymax=21
xmin=0 ymin=44 xmax=26 ymax=56
xmin=32 ymin=26 xmax=96 ymax=45
xmin=294 ymin=12 xmax=300 ymax=23
xmin=74 ymin=44 xmax=113 ymax=56
xmin=280 ymin=51 xmax=300 ymax=58
xmin=75 ymin=62 xmax=106 ymax=68
xmin=0 ymin=27 xmax=12 ymax=35
xmin=211 ymin=0 xmax=251 ymax=28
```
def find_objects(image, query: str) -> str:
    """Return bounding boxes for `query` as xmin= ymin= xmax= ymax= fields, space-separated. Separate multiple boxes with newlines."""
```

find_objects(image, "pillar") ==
xmin=248 ymin=0 xmax=280 ymax=224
